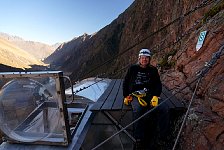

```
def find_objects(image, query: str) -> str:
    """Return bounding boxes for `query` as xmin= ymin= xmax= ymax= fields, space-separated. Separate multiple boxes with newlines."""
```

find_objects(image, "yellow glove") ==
xmin=151 ymin=96 xmax=159 ymax=107
xmin=124 ymin=95 xmax=133 ymax=105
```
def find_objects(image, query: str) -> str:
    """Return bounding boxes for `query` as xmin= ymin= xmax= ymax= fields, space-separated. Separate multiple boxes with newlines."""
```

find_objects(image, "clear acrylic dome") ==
xmin=0 ymin=78 xmax=62 ymax=142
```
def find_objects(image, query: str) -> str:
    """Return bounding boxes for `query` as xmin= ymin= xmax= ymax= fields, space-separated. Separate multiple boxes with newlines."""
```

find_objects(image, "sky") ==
xmin=0 ymin=0 xmax=134 ymax=45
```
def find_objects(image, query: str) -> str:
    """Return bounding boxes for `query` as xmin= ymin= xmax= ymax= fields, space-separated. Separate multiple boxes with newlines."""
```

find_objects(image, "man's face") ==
xmin=139 ymin=55 xmax=150 ymax=67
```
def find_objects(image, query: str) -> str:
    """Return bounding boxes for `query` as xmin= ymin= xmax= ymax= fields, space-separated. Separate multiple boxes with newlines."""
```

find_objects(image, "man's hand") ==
xmin=124 ymin=95 xmax=133 ymax=105
xmin=151 ymin=96 xmax=159 ymax=107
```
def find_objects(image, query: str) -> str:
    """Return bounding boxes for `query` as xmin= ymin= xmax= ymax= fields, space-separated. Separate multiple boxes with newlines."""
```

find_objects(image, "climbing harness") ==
xmin=66 ymin=0 xmax=219 ymax=149
xmin=91 ymin=44 xmax=224 ymax=150
xmin=70 ymin=0 xmax=215 ymax=94
xmin=131 ymin=90 xmax=148 ymax=107
xmin=124 ymin=89 xmax=148 ymax=107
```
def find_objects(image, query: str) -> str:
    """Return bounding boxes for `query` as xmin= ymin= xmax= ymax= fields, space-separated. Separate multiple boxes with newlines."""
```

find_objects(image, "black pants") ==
xmin=131 ymin=96 xmax=170 ymax=149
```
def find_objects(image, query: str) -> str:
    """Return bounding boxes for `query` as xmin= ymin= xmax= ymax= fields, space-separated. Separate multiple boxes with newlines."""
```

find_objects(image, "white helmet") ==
xmin=139 ymin=48 xmax=152 ymax=57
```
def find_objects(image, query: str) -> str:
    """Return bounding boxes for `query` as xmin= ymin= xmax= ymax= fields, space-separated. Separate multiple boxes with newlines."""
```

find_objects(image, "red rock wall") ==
xmin=159 ymin=1 xmax=224 ymax=149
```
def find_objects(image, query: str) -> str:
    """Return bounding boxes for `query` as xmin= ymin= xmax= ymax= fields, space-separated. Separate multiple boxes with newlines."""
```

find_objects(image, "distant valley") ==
xmin=0 ymin=37 xmax=46 ymax=69
xmin=0 ymin=32 xmax=60 ymax=70
xmin=0 ymin=32 xmax=59 ymax=60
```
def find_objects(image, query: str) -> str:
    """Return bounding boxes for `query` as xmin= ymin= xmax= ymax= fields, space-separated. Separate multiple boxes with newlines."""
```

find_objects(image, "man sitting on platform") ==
xmin=123 ymin=48 xmax=170 ymax=149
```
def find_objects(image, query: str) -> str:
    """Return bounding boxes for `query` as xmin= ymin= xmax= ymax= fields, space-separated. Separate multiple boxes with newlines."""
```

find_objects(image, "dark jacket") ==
xmin=123 ymin=64 xmax=162 ymax=97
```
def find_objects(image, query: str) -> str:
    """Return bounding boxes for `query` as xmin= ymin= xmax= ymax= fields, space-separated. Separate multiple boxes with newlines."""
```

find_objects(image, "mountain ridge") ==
xmin=0 ymin=0 xmax=223 ymax=148
xmin=0 ymin=37 xmax=45 ymax=69
xmin=45 ymin=0 xmax=224 ymax=149
xmin=44 ymin=33 xmax=93 ymax=70
xmin=0 ymin=32 xmax=59 ymax=60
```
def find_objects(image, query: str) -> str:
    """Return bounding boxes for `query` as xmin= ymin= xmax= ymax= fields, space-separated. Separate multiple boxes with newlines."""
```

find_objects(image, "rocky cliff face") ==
xmin=47 ymin=0 xmax=224 ymax=149
xmin=44 ymin=33 xmax=92 ymax=71
xmin=158 ymin=1 xmax=224 ymax=149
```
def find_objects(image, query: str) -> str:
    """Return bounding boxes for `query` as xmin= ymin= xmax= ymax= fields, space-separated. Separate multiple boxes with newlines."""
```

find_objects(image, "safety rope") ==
xmin=76 ymin=0 xmax=215 ymax=80
xmin=91 ymin=44 xmax=224 ymax=150
xmin=151 ymin=0 xmax=223 ymax=57
xmin=70 ymin=64 xmax=130 ymax=97
xmin=91 ymin=76 xmax=199 ymax=150
xmin=172 ymin=44 xmax=224 ymax=149
xmin=70 ymin=0 xmax=215 ymax=96
xmin=172 ymin=78 xmax=202 ymax=150
xmin=197 ymin=44 xmax=224 ymax=77
xmin=81 ymin=27 xmax=224 ymax=100
xmin=88 ymin=0 xmax=222 ymax=149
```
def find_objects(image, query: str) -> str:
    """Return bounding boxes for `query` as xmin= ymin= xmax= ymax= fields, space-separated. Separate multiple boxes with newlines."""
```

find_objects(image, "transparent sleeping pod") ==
xmin=0 ymin=71 xmax=74 ymax=146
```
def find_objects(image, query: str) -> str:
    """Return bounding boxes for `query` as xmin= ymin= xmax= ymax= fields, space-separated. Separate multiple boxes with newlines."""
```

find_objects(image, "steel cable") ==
xmin=91 ymin=43 xmax=224 ymax=150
